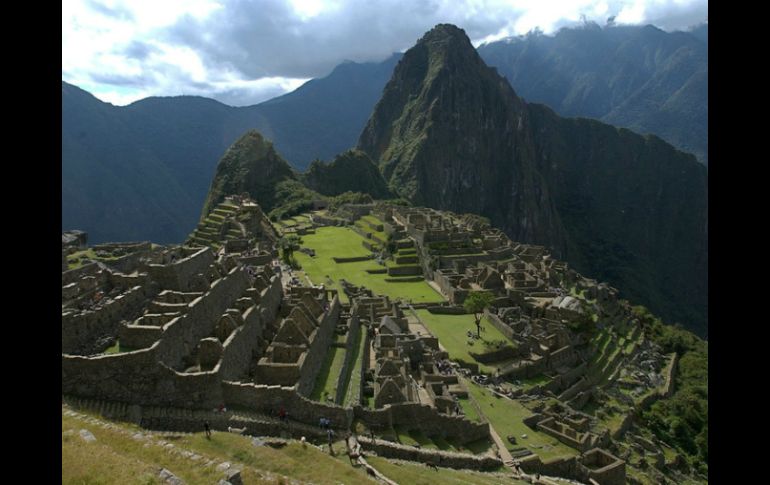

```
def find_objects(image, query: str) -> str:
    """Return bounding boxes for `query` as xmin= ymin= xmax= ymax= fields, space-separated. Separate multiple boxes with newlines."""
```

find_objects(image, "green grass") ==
xmin=310 ymin=345 xmax=347 ymax=403
xmin=457 ymin=397 xmax=482 ymax=423
xmin=519 ymin=374 xmax=551 ymax=390
xmin=66 ymin=248 xmax=120 ymax=269
xmin=464 ymin=380 xmax=577 ymax=460
xmin=414 ymin=310 xmax=513 ymax=374
xmin=63 ymin=409 xmax=376 ymax=485
xmin=344 ymin=328 xmax=368 ymax=407
xmin=102 ymin=341 xmax=137 ymax=354
xmin=294 ymin=227 xmax=443 ymax=304
xmin=366 ymin=456 xmax=521 ymax=485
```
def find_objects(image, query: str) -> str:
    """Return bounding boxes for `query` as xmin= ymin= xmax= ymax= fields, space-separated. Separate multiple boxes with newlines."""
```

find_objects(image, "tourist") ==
xmin=204 ymin=420 xmax=211 ymax=439
xmin=327 ymin=428 xmax=335 ymax=454
xmin=278 ymin=406 xmax=288 ymax=423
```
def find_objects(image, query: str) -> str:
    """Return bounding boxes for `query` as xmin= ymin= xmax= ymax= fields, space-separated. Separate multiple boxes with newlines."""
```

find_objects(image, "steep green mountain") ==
xmin=201 ymin=132 xmax=390 ymax=223
xmin=301 ymin=149 xmax=392 ymax=198
xmin=201 ymin=130 xmax=297 ymax=217
xmin=358 ymin=24 xmax=707 ymax=336
xmin=478 ymin=23 xmax=708 ymax=164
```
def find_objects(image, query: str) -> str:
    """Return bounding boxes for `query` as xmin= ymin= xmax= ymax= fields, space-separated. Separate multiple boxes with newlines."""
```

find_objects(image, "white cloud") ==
xmin=62 ymin=0 xmax=708 ymax=106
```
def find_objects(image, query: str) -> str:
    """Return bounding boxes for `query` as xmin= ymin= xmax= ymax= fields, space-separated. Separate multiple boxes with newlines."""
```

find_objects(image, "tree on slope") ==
xmin=464 ymin=291 xmax=495 ymax=338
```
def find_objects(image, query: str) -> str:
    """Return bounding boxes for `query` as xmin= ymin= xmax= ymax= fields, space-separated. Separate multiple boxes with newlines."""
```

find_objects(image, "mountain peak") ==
xmin=418 ymin=23 xmax=468 ymax=44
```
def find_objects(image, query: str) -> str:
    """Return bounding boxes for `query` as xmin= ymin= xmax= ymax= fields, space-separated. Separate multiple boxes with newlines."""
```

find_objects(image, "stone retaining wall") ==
xmin=222 ymin=381 xmax=352 ymax=429
xmin=426 ymin=305 xmax=465 ymax=315
xmin=157 ymin=267 xmax=250 ymax=369
xmin=357 ymin=437 xmax=502 ymax=471
xmin=353 ymin=403 xmax=490 ymax=444
xmin=484 ymin=311 xmax=516 ymax=341
xmin=62 ymin=285 xmax=148 ymax=354
xmin=335 ymin=315 xmax=361 ymax=404
xmin=147 ymin=248 xmax=214 ymax=291
xmin=296 ymin=296 xmax=342 ymax=396
xmin=219 ymin=276 xmax=282 ymax=381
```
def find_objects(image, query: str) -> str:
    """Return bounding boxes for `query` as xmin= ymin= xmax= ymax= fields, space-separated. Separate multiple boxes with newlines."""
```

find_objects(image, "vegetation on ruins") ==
xmin=301 ymin=149 xmax=392 ymax=198
xmin=634 ymin=305 xmax=708 ymax=474
xmin=268 ymin=179 xmax=320 ymax=221
xmin=279 ymin=234 xmax=301 ymax=267
xmin=464 ymin=291 xmax=495 ymax=337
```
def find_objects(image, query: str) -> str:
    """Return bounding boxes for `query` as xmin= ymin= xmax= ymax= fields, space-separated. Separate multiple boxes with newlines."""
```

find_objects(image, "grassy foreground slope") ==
xmin=63 ymin=406 xmax=527 ymax=484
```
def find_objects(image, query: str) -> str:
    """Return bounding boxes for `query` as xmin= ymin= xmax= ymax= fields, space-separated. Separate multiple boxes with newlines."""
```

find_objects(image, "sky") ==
xmin=62 ymin=0 xmax=708 ymax=107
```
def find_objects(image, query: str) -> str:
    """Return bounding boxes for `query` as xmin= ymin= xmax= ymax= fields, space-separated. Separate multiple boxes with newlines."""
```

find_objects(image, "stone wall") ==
xmin=63 ymin=342 xmax=225 ymax=408
xmin=335 ymin=315 xmax=361 ymax=404
xmin=332 ymin=256 xmax=373 ymax=263
xmin=62 ymin=262 xmax=100 ymax=286
xmin=353 ymin=403 xmax=490 ymax=444
xmin=612 ymin=412 xmax=636 ymax=440
xmin=296 ymin=295 xmax=342 ymax=396
xmin=470 ymin=345 xmax=518 ymax=364
xmin=62 ymin=285 xmax=147 ymax=354
xmin=119 ymin=324 xmax=163 ymax=350
xmin=147 ymin=247 xmax=214 ymax=291
xmin=222 ymin=382 xmax=352 ymax=428
xmin=660 ymin=353 xmax=678 ymax=398
xmin=103 ymin=251 xmax=151 ymax=274
xmin=218 ymin=275 xmax=282 ymax=381
xmin=356 ymin=437 xmax=502 ymax=471
xmin=93 ymin=242 xmax=152 ymax=253
xmin=558 ymin=377 xmax=589 ymax=402
xmin=387 ymin=265 xmax=422 ymax=276
xmin=426 ymin=305 xmax=466 ymax=315
xmin=158 ymin=267 xmax=250 ymax=369
xmin=484 ymin=310 xmax=516 ymax=341
xmin=239 ymin=254 xmax=273 ymax=266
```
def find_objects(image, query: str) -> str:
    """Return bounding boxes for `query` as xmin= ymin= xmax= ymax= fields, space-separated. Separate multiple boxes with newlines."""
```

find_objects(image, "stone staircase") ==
xmin=187 ymin=202 xmax=241 ymax=249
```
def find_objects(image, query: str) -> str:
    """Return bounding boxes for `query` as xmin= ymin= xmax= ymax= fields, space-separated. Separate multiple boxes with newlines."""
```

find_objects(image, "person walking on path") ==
xmin=204 ymin=420 xmax=211 ymax=439
xmin=327 ymin=428 xmax=336 ymax=455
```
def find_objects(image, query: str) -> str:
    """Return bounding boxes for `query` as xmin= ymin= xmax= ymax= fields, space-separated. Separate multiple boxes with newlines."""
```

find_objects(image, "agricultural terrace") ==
xmin=294 ymin=226 xmax=443 ymax=304
xmin=464 ymin=380 xmax=578 ymax=461
xmin=413 ymin=310 xmax=517 ymax=374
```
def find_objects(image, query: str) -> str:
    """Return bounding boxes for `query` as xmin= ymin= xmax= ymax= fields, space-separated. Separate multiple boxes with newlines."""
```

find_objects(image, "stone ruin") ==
xmin=63 ymin=209 xmax=490 ymax=455
xmin=64 ymin=202 xmax=697 ymax=483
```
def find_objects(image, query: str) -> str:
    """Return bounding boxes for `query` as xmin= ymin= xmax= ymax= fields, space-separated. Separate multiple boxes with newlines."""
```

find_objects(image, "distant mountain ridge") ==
xmin=478 ymin=23 xmax=708 ymax=164
xmin=62 ymin=54 xmax=399 ymax=243
xmin=62 ymin=23 xmax=706 ymax=246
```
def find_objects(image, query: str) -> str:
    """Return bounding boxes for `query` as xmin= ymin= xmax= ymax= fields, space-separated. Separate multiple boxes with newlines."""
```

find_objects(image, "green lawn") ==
xmin=102 ymin=340 xmax=137 ymax=354
xmin=414 ymin=310 xmax=514 ymax=374
xmin=457 ymin=396 xmax=482 ymax=423
xmin=66 ymin=248 xmax=121 ymax=269
xmin=310 ymin=345 xmax=347 ymax=403
xmin=464 ymin=380 xmax=578 ymax=461
xmin=295 ymin=227 xmax=443 ymax=304
xmin=365 ymin=456 xmax=520 ymax=485
xmin=343 ymin=327 xmax=368 ymax=407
